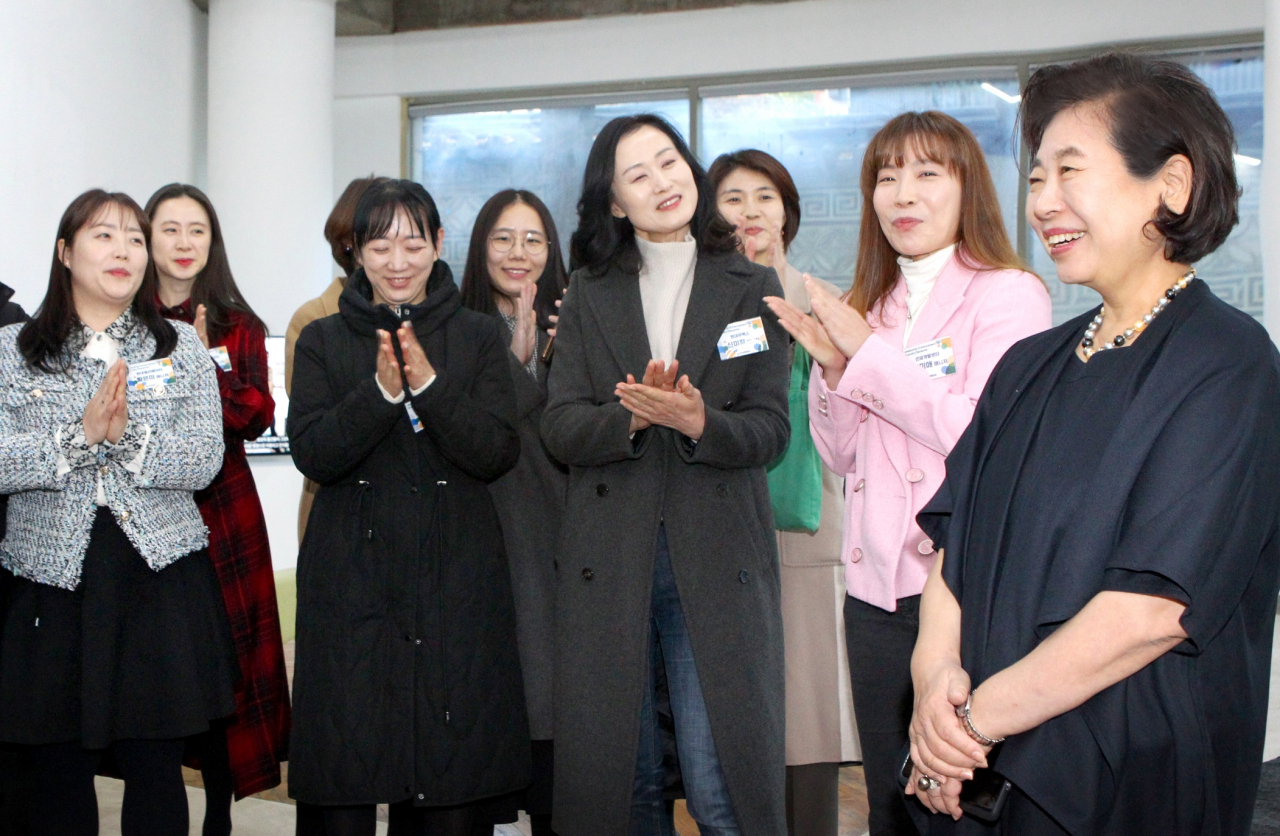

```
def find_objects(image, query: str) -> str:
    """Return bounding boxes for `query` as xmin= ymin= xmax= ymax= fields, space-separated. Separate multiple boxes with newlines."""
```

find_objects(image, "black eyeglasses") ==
xmin=489 ymin=231 xmax=548 ymax=256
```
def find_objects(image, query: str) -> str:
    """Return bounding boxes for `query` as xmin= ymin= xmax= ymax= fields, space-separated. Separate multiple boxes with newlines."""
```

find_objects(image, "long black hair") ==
xmin=19 ymin=189 xmax=177 ymax=373
xmin=460 ymin=189 xmax=568 ymax=330
xmin=569 ymin=113 xmax=738 ymax=275
xmin=145 ymin=183 xmax=266 ymax=344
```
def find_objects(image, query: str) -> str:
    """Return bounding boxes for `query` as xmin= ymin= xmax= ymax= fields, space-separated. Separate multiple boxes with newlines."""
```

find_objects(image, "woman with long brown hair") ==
xmin=765 ymin=111 xmax=1050 ymax=835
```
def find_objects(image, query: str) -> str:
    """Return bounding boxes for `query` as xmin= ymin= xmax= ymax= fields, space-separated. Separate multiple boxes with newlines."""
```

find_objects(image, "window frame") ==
xmin=404 ymin=31 xmax=1262 ymax=269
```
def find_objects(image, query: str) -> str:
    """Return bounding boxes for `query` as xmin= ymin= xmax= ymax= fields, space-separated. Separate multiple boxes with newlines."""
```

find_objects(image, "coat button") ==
xmin=862 ymin=392 xmax=874 ymax=404
xmin=582 ymin=568 xmax=594 ymax=581
xmin=853 ymin=479 xmax=865 ymax=492
xmin=739 ymin=569 xmax=749 ymax=584
xmin=715 ymin=484 xmax=728 ymax=497
xmin=417 ymin=794 xmax=425 ymax=801
xmin=906 ymin=468 xmax=924 ymax=483
xmin=873 ymin=399 xmax=884 ymax=410
xmin=723 ymin=400 xmax=734 ymax=410
xmin=410 ymin=486 xmax=418 ymax=494
xmin=850 ymin=388 xmax=862 ymax=398
xmin=851 ymin=547 xmax=863 ymax=563
xmin=596 ymin=484 xmax=609 ymax=497
xmin=99 ymin=465 xmax=109 ymax=476
xmin=119 ymin=510 xmax=131 ymax=522
xmin=918 ymin=539 xmax=935 ymax=555
xmin=415 ymin=638 xmax=423 ymax=645
xmin=30 ymin=389 xmax=41 ymax=398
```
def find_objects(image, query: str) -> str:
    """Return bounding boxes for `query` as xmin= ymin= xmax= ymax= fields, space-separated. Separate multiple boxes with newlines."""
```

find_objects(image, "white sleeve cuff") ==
xmin=376 ymin=374 xmax=406 ymax=404
xmin=410 ymin=374 xmax=436 ymax=397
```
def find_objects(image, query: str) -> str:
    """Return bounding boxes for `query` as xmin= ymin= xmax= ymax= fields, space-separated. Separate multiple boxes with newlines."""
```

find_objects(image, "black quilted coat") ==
xmin=286 ymin=264 xmax=530 ymax=806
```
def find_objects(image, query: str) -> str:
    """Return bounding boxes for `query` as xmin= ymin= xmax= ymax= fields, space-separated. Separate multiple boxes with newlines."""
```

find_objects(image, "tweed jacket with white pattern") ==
xmin=0 ymin=315 xmax=223 ymax=590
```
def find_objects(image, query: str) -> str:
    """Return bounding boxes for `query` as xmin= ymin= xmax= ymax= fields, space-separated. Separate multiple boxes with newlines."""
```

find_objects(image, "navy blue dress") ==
xmin=915 ymin=280 xmax=1280 ymax=835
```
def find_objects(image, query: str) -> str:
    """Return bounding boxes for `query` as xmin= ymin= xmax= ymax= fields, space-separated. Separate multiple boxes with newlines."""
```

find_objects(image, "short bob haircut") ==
xmin=145 ymin=183 xmax=266 ymax=345
xmin=1020 ymin=52 xmax=1240 ymax=265
xmin=570 ymin=113 xmax=738 ymax=275
xmin=20 ymin=189 xmax=176 ymax=373
xmin=707 ymin=149 xmax=802 ymax=252
xmin=849 ymin=111 xmax=1026 ymax=318
xmin=326 ymin=175 xmax=392 ymax=277
xmin=350 ymin=179 xmax=443 ymax=265
xmin=459 ymin=189 xmax=568 ymax=331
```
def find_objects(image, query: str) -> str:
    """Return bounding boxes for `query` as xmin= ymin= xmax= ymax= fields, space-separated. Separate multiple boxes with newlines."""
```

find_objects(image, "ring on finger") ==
xmin=917 ymin=775 xmax=941 ymax=792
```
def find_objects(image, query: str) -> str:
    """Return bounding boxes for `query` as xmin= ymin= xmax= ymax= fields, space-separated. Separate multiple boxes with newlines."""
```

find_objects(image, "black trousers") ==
xmin=28 ymin=738 xmax=188 ymax=836
xmin=785 ymin=762 xmax=839 ymax=836
xmin=844 ymin=594 xmax=920 ymax=836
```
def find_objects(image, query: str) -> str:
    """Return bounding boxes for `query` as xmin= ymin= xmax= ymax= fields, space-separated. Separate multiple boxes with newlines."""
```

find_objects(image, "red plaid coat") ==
xmin=163 ymin=301 xmax=292 ymax=798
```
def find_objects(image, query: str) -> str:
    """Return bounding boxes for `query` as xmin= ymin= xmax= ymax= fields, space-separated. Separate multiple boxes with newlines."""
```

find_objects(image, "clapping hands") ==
xmin=615 ymin=359 xmax=706 ymax=440
xmin=83 ymin=359 xmax=129 ymax=446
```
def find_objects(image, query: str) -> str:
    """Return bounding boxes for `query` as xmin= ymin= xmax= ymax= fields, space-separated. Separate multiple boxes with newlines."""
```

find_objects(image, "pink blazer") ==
xmin=809 ymin=255 xmax=1051 ymax=611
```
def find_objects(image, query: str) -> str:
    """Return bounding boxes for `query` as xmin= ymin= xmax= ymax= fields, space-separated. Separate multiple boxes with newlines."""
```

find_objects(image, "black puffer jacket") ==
xmin=287 ymin=264 xmax=529 ymax=806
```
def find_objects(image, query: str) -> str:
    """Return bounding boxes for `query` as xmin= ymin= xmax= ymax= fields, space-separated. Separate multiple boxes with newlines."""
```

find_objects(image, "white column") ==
xmin=207 ymin=0 xmax=336 ymax=335
xmin=1264 ymin=0 xmax=1280 ymax=341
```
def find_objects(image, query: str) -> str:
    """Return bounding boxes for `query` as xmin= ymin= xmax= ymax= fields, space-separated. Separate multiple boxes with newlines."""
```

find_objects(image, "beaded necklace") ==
xmin=1080 ymin=268 xmax=1195 ymax=361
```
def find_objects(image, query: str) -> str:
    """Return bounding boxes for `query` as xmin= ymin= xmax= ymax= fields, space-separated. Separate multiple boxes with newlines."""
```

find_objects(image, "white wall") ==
xmin=0 ymin=0 xmax=208 ymax=313
xmin=335 ymin=0 xmax=1263 ymax=99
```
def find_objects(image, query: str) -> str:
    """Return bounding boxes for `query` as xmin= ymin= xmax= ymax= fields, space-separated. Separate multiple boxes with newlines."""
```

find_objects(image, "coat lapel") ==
xmin=581 ymin=267 xmax=654 ymax=381
xmin=905 ymin=255 xmax=976 ymax=348
xmin=674 ymin=254 xmax=750 ymax=388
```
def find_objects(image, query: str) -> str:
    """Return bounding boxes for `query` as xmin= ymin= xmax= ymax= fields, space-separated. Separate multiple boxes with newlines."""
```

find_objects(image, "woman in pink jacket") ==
xmin=766 ymin=111 xmax=1050 ymax=835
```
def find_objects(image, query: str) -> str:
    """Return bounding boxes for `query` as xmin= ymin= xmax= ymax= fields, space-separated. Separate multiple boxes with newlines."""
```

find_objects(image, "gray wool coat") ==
xmin=541 ymin=249 xmax=790 ymax=836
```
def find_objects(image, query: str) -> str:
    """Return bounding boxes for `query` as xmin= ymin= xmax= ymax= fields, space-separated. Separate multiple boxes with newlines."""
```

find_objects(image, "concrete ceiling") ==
xmin=192 ymin=0 xmax=797 ymax=35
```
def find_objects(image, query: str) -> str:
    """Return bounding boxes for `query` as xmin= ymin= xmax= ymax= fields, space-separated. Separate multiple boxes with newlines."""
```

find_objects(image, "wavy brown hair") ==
xmin=847 ymin=111 xmax=1028 ymax=317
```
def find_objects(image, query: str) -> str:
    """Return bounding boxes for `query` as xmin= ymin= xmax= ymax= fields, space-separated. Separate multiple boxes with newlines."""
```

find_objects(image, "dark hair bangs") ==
xmin=352 ymin=180 xmax=443 ymax=254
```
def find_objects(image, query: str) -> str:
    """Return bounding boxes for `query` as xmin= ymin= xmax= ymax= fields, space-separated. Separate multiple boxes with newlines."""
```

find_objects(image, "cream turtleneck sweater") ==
xmin=636 ymin=234 xmax=697 ymax=364
xmin=898 ymin=243 xmax=956 ymax=345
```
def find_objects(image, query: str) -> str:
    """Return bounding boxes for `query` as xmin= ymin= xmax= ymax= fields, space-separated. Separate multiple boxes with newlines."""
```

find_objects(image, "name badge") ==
xmin=905 ymin=337 xmax=957 ymax=379
xmin=127 ymin=358 xmax=177 ymax=392
xmin=208 ymin=346 xmax=232 ymax=372
xmin=717 ymin=317 xmax=769 ymax=361
xmin=405 ymin=402 xmax=424 ymax=433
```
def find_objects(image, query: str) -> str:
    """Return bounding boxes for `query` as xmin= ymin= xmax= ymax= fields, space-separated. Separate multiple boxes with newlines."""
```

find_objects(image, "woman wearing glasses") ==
xmin=460 ymin=189 xmax=569 ymax=836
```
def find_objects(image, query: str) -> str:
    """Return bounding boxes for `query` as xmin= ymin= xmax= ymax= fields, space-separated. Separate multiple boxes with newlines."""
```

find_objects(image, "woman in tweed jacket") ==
xmin=0 ymin=189 xmax=236 ymax=836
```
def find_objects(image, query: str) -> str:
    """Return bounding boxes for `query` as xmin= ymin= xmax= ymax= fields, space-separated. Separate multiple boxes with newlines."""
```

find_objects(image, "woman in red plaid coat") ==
xmin=146 ymin=184 xmax=292 ymax=835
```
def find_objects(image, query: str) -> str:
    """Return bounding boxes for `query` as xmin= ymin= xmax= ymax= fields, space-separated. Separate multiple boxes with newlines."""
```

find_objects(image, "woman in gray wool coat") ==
xmin=542 ymin=113 xmax=790 ymax=836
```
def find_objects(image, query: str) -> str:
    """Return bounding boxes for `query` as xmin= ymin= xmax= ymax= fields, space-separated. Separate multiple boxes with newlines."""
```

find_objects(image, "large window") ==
xmin=412 ymin=98 xmax=690 ymax=268
xmin=409 ymin=42 xmax=1263 ymax=325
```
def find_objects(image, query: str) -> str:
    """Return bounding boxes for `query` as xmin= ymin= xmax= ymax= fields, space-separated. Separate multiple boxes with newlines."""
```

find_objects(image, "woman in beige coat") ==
xmin=711 ymin=150 xmax=860 ymax=836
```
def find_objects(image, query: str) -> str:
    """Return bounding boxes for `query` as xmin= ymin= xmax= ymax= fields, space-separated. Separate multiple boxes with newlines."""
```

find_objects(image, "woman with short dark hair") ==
xmin=460 ymin=189 xmax=569 ymax=836
xmin=543 ymin=114 xmax=791 ymax=836
xmin=709 ymin=149 xmax=860 ymax=836
xmin=905 ymin=53 xmax=1280 ymax=835
xmin=288 ymin=179 xmax=528 ymax=836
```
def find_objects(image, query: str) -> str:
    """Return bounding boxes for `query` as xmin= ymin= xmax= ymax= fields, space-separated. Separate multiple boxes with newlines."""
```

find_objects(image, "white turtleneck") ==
xmin=636 ymin=233 xmax=697 ymax=365
xmin=898 ymin=243 xmax=956 ymax=345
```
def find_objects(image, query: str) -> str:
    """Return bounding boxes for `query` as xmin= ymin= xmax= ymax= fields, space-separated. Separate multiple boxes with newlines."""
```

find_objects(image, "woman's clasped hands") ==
xmin=376 ymin=322 xmax=436 ymax=401
xmin=763 ymin=269 xmax=873 ymax=391
xmin=905 ymin=662 xmax=992 ymax=820
xmin=83 ymin=359 xmax=129 ymax=446
xmin=615 ymin=359 xmax=706 ymax=440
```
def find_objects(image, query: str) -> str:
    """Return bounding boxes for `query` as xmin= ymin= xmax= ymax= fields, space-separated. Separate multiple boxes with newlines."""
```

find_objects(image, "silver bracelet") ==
xmin=956 ymin=690 xmax=1006 ymax=746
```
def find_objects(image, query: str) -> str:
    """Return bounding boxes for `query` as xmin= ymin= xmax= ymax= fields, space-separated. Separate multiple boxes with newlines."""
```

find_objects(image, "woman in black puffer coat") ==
xmin=287 ymin=180 xmax=528 ymax=836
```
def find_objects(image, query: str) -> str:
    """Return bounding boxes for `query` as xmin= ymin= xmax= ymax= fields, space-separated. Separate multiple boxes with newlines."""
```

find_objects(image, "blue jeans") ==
xmin=630 ymin=526 xmax=741 ymax=836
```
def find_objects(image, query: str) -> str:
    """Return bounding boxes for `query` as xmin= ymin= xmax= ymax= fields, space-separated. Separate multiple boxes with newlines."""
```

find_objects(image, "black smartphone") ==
xmin=897 ymin=749 xmax=1012 ymax=822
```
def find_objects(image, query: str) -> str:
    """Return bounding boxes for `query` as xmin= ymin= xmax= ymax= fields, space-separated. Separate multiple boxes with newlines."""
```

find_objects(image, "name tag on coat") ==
xmin=208 ymin=346 xmax=232 ymax=372
xmin=405 ymin=402 xmax=424 ymax=433
xmin=905 ymin=337 xmax=957 ymax=379
xmin=127 ymin=358 xmax=177 ymax=392
xmin=717 ymin=317 xmax=769 ymax=360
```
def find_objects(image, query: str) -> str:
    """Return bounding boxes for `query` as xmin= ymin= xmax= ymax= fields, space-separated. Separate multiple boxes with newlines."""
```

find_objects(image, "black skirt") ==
xmin=0 ymin=508 xmax=238 ymax=748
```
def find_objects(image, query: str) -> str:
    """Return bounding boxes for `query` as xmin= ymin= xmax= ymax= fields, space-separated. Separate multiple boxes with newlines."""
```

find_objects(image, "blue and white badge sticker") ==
xmin=208 ymin=346 xmax=232 ymax=372
xmin=905 ymin=337 xmax=957 ymax=379
xmin=127 ymin=358 xmax=177 ymax=392
xmin=405 ymin=402 xmax=424 ymax=433
xmin=717 ymin=317 xmax=769 ymax=360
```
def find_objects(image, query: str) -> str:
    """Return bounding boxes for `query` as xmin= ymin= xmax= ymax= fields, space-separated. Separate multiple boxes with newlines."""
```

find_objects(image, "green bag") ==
xmin=766 ymin=343 xmax=824 ymax=534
